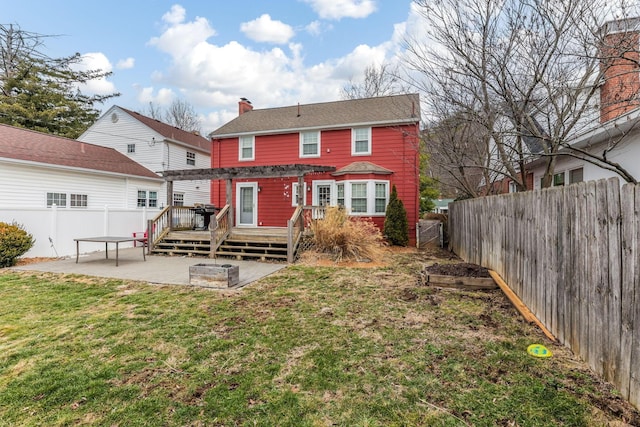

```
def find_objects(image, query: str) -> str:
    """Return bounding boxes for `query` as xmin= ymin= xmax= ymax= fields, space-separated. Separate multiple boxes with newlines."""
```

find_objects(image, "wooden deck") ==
xmin=152 ymin=227 xmax=290 ymax=261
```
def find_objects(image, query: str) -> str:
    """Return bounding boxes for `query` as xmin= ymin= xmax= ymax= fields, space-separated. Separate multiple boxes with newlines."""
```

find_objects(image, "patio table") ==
xmin=74 ymin=236 xmax=146 ymax=267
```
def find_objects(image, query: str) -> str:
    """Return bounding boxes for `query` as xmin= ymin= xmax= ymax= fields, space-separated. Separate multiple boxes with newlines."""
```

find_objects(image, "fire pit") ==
xmin=189 ymin=263 xmax=239 ymax=288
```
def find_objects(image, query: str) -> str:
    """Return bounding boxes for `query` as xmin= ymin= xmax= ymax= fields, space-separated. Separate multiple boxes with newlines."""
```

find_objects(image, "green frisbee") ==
xmin=527 ymin=344 xmax=552 ymax=358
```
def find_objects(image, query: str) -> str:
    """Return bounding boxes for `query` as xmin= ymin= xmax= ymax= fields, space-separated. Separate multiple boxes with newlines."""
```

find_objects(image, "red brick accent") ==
xmin=600 ymin=31 xmax=640 ymax=123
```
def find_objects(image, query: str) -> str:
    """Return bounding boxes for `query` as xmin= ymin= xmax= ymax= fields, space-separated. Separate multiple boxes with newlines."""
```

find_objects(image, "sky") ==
xmin=3 ymin=0 xmax=423 ymax=135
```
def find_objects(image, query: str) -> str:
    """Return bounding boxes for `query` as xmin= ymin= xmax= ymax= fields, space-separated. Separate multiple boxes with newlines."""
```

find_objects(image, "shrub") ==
xmin=310 ymin=206 xmax=386 ymax=262
xmin=0 ymin=222 xmax=35 ymax=267
xmin=384 ymin=185 xmax=409 ymax=246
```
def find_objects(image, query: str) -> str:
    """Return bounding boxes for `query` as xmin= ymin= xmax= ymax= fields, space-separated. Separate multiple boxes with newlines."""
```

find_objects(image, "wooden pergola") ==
xmin=160 ymin=164 xmax=336 ymax=225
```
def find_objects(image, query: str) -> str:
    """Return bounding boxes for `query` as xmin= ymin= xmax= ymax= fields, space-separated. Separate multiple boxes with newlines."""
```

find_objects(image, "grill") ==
xmin=191 ymin=203 xmax=220 ymax=230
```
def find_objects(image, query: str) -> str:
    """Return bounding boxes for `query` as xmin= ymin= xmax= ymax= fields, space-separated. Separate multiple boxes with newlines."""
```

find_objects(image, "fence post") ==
xmin=103 ymin=205 xmax=109 ymax=235
xmin=50 ymin=204 xmax=58 ymax=252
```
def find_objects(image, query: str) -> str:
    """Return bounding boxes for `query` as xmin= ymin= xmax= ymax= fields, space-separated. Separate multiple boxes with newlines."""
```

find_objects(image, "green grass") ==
xmin=0 ymin=254 xmax=637 ymax=426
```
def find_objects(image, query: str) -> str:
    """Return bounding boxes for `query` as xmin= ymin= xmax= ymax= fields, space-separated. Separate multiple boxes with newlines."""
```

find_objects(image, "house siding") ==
xmin=79 ymin=106 xmax=212 ymax=207
xmin=0 ymin=160 xmax=162 ymax=258
xmin=211 ymin=124 xmax=420 ymax=243
xmin=530 ymin=133 xmax=640 ymax=188
xmin=0 ymin=161 xmax=161 ymax=209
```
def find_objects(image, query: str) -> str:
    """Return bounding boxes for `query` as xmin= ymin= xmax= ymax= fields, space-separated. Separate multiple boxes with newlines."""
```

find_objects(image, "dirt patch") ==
xmin=12 ymin=257 xmax=60 ymax=267
xmin=425 ymin=262 xmax=491 ymax=278
xmin=297 ymin=246 xmax=417 ymax=268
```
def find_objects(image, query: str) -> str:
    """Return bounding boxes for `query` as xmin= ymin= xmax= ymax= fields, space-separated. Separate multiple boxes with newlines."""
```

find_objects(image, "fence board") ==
xmin=606 ymin=178 xmax=623 ymax=386
xmin=448 ymin=177 xmax=640 ymax=410
xmin=619 ymin=183 xmax=636 ymax=399
xmin=629 ymin=185 xmax=640 ymax=406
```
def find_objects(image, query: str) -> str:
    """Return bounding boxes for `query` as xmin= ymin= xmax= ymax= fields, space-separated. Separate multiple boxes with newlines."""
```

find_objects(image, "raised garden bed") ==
xmin=189 ymin=263 xmax=239 ymax=288
xmin=423 ymin=262 xmax=497 ymax=290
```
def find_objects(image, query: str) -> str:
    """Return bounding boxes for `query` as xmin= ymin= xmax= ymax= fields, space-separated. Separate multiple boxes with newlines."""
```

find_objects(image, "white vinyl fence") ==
xmin=0 ymin=206 xmax=152 ymax=258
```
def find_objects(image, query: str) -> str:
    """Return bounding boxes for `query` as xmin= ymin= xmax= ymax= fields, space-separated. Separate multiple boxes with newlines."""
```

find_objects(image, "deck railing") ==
xmin=147 ymin=206 xmax=196 ymax=253
xmin=287 ymin=206 xmax=305 ymax=263
xmin=209 ymin=204 xmax=230 ymax=258
xmin=286 ymin=205 xmax=328 ymax=262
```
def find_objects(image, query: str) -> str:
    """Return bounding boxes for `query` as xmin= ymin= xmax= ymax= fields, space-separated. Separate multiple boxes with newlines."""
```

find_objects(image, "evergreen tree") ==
xmin=0 ymin=24 xmax=118 ymax=138
xmin=384 ymin=185 xmax=409 ymax=246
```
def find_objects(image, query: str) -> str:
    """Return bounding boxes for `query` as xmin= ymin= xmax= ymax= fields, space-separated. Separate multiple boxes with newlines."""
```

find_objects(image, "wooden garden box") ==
xmin=189 ymin=263 xmax=239 ymax=288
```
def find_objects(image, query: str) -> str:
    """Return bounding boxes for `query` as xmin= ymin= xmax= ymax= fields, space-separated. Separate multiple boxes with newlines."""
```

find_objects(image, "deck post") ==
xmin=297 ymin=175 xmax=304 ymax=206
xmin=166 ymin=180 xmax=174 ymax=231
xmin=226 ymin=179 xmax=234 ymax=227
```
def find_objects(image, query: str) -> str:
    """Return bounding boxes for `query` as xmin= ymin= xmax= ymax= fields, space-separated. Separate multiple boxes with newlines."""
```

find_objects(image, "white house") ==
xmin=0 ymin=124 xmax=163 ymax=258
xmin=527 ymin=17 xmax=640 ymax=189
xmin=78 ymin=106 xmax=211 ymax=208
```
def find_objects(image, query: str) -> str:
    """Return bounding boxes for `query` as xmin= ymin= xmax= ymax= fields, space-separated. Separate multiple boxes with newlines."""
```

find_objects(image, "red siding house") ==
xmin=209 ymin=94 xmax=421 ymax=244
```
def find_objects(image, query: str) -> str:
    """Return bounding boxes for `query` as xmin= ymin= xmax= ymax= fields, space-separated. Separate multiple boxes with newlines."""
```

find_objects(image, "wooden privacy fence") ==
xmin=449 ymin=177 xmax=640 ymax=409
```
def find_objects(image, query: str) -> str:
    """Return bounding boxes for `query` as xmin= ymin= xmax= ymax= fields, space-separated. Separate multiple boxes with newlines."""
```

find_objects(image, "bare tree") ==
xmin=423 ymin=111 xmax=496 ymax=198
xmin=144 ymin=99 xmax=201 ymax=134
xmin=341 ymin=63 xmax=407 ymax=100
xmin=404 ymin=0 xmax=640 ymax=192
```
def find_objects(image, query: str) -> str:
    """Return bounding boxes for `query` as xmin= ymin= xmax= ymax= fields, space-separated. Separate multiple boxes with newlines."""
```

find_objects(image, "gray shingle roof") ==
xmin=210 ymin=94 xmax=420 ymax=137
xmin=0 ymin=124 xmax=161 ymax=179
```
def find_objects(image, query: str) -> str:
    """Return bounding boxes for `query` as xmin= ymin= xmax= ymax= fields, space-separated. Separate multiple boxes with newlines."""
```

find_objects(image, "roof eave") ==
xmin=210 ymin=118 xmax=419 ymax=139
xmin=0 ymin=157 xmax=163 ymax=182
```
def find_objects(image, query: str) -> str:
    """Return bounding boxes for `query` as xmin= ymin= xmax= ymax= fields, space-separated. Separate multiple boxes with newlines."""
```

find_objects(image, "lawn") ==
xmin=0 ymin=250 xmax=638 ymax=426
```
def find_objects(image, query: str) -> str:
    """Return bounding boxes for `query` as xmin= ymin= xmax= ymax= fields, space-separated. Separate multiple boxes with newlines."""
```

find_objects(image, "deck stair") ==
xmin=151 ymin=227 xmax=289 ymax=261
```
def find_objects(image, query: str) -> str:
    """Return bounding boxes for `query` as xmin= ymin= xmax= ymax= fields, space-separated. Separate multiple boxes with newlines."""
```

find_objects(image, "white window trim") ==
xmin=70 ymin=193 xmax=88 ymax=209
xmin=373 ymin=181 xmax=389 ymax=214
xmin=236 ymin=182 xmax=258 ymax=226
xmin=239 ymin=135 xmax=255 ymax=161
xmin=46 ymin=192 xmax=67 ymax=208
xmin=186 ymin=151 xmax=196 ymax=166
xmin=137 ymin=190 xmax=159 ymax=209
xmin=299 ymin=131 xmax=321 ymax=158
xmin=292 ymin=182 xmax=308 ymax=206
xmin=351 ymin=127 xmax=372 ymax=156
xmin=312 ymin=180 xmax=335 ymax=205
xmin=309 ymin=179 xmax=389 ymax=216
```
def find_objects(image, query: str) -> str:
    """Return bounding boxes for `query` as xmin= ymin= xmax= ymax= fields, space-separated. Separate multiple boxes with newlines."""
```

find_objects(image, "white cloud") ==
xmin=303 ymin=0 xmax=377 ymax=20
xmin=305 ymin=20 xmax=333 ymax=36
xmin=147 ymin=5 xmax=404 ymax=132
xmin=162 ymin=4 xmax=187 ymax=25
xmin=116 ymin=57 xmax=135 ymax=69
xmin=135 ymin=85 xmax=175 ymax=105
xmin=72 ymin=52 xmax=117 ymax=95
xmin=240 ymin=14 xmax=295 ymax=44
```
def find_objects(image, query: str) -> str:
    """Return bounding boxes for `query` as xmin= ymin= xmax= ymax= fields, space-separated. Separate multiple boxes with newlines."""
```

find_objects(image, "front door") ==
xmin=237 ymin=183 xmax=257 ymax=226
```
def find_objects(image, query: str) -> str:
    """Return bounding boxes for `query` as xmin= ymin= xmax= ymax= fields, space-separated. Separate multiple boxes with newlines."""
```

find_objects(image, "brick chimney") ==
xmin=238 ymin=98 xmax=253 ymax=115
xmin=600 ymin=18 xmax=640 ymax=123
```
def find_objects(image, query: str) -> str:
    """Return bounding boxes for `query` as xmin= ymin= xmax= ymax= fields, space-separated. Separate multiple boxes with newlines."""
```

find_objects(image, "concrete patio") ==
xmin=11 ymin=248 xmax=287 ymax=288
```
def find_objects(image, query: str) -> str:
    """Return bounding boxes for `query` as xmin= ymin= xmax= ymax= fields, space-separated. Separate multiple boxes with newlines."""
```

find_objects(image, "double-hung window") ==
xmin=336 ymin=183 xmax=345 ymax=207
xmin=47 ymin=192 xmax=66 ymax=208
xmin=352 ymin=127 xmax=371 ymax=155
xmin=300 ymin=131 xmax=320 ymax=157
xmin=186 ymin=151 xmax=196 ymax=166
xmin=350 ymin=183 xmax=368 ymax=213
xmin=374 ymin=183 xmax=387 ymax=213
xmin=70 ymin=194 xmax=88 ymax=208
xmin=291 ymin=182 xmax=307 ymax=206
xmin=569 ymin=168 xmax=583 ymax=184
xmin=137 ymin=190 xmax=158 ymax=208
xmin=239 ymin=135 xmax=254 ymax=161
